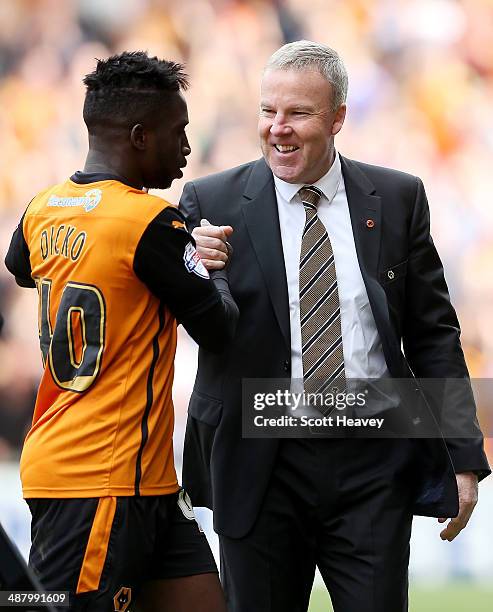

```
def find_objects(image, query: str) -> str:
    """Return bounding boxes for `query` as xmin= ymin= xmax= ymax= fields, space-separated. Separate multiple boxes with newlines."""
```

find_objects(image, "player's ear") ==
xmin=130 ymin=124 xmax=146 ymax=150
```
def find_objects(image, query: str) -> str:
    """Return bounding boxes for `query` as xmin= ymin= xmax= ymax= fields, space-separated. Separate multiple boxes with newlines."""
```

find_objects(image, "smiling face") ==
xmin=259 ymin=68 xmax=346 ymax=184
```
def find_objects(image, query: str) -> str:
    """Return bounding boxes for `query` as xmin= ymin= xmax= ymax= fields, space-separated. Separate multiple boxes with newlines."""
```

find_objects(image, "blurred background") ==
xmin=0 ymin=0 xmax=492 ymax=609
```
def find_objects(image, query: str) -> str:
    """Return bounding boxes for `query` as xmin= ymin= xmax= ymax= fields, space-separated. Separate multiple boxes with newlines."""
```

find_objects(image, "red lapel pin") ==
xmin=366 ymin=219 xmax=375 ymax=228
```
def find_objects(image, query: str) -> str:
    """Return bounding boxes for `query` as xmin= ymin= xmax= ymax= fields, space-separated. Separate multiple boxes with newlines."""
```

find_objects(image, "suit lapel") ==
xmin=341 ymin=156 xmax=401 ymax=374
xmin=341 ymin=155 xmax=381 ymax=281
xmin=241 ymin=159 xmax=291 ymax=350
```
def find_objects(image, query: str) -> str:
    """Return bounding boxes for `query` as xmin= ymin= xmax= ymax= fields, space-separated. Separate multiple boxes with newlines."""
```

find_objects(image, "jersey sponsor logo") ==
xmin=113 ymin=586 xmax=132 ymax=612
xmin=48 ymin=188 xmax=102 ymax=212
xmin=183 ymin=241 xmax=209 ymax=279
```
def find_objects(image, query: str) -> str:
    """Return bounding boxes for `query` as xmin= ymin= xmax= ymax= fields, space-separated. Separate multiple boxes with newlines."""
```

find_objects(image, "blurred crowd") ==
xmin=0 ymin=0 xmax=492 ymax=461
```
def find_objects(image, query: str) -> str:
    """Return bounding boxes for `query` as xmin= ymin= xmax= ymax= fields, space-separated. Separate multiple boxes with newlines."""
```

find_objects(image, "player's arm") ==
xmin=4 ymin=212 xmax=36 ymax=288
xmin=133 ymin=206 xmax=238 ymax=353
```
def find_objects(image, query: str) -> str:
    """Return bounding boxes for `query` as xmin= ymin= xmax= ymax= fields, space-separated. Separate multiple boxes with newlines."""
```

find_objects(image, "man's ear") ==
xmin=130 ymin=124 xmax=146 ymax=150
xmin=331 ymin=104 xmax=346 ymax=136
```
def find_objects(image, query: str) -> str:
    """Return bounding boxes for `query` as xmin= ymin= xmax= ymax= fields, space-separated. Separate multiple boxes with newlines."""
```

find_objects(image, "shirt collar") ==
xmin=70 ymin=170 xmax=139 ymax=189
xmin=273 ymin=151 xmax=342 ymax=205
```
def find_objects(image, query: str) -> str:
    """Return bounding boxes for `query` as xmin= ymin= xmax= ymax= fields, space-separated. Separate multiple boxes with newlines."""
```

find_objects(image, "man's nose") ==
xmin=270 ymin=115 xmax=292 ymax=137
xmin=183 ymin=134 xmax=191 ymax=156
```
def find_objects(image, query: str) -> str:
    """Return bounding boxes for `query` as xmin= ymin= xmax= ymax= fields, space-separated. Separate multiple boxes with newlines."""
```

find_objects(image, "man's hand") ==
xmin=192 ymin=219 xmax=234 ymax=270
xmin=438 ymin=472 xmax=478 ymax=541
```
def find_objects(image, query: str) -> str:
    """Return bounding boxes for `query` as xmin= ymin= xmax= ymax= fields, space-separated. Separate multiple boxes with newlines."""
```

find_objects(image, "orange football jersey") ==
xmin=8 ymin=174 xmax=217 ymax=498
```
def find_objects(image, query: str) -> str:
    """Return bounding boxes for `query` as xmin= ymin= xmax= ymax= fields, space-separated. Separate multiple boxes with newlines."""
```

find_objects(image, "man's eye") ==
xmin=261 ymin=108 xmax=275 ymax=115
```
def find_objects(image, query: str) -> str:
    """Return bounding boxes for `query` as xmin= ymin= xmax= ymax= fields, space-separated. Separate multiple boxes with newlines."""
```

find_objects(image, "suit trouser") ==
xmin=219 ymin=438 xmax=415 ymax=612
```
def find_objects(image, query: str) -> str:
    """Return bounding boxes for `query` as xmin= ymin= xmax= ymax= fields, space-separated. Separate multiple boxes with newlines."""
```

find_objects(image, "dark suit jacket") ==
xmin=179 ymin=156 xmax=490 ymax=539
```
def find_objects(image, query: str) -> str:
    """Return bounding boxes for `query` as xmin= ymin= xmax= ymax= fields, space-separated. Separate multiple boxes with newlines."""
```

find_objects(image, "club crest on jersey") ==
xmin=48 ymin=188 xmax=102 ymax=212
xmin=183 ymin=241 xmax=209 ymax=279
xmin=113 ymin=586 xmax=131 ymax=612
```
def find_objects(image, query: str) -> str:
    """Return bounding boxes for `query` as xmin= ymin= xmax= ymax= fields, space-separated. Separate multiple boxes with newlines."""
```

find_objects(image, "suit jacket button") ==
xmin=283 ymin=360 xmax=290 ymax=372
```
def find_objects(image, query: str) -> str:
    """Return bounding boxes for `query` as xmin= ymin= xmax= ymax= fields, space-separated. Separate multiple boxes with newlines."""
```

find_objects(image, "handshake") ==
xmin=192 ymin=218 xmax=234 ymax=270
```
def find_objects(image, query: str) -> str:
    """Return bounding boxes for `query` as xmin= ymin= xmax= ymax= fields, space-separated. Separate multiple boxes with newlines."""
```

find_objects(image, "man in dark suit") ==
xmin=179 ymin=41 xmax=490 ymax=611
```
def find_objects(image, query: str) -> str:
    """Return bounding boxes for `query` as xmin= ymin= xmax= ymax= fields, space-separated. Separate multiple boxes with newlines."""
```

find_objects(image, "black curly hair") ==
xmin=82 ymin=51 xmax=189 ymax=131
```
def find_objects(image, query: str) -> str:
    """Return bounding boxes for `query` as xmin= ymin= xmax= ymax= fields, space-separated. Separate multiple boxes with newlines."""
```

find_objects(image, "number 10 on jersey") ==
xmin=35 ymin=279 xmax=106 ymax=393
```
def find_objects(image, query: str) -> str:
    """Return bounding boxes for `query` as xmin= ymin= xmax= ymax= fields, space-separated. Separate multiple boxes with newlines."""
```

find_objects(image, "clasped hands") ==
xmin=192 ymin=219 xmax=234 ymax=270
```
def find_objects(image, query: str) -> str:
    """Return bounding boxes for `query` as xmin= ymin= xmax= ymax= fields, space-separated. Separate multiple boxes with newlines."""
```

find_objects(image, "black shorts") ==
xmin=26 ymin=489 xmax=216 ymax=611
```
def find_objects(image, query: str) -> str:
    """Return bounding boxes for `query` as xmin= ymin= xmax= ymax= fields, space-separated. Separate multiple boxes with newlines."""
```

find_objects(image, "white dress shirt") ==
xmin=274 ymin=152 xmax=389 ymax=386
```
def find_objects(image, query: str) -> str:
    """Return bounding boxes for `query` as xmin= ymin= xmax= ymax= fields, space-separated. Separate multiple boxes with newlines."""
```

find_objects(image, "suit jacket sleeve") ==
xmin=179 ymin=181 xmax=202 ymax=232
xmin=179 ymin=180 xmax=233 ymax=312
xmin=403 ymin=177 xmax=489 ymax=479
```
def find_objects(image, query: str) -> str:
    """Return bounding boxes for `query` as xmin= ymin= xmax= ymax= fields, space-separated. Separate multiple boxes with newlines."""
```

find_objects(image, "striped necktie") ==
xmin=299 ymin=185 xmax=346 ymax=404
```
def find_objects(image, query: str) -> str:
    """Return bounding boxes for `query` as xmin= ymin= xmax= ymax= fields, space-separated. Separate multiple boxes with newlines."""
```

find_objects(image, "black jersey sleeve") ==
xmin=4 ymin=213 xmax=35 ymax=288
xmin=134 ymin=206 xmax=238 ymax=352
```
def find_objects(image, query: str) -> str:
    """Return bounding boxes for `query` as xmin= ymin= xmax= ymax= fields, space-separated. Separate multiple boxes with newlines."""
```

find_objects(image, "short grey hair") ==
xmin=265 ymin=40 xmax=348 ymax=111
